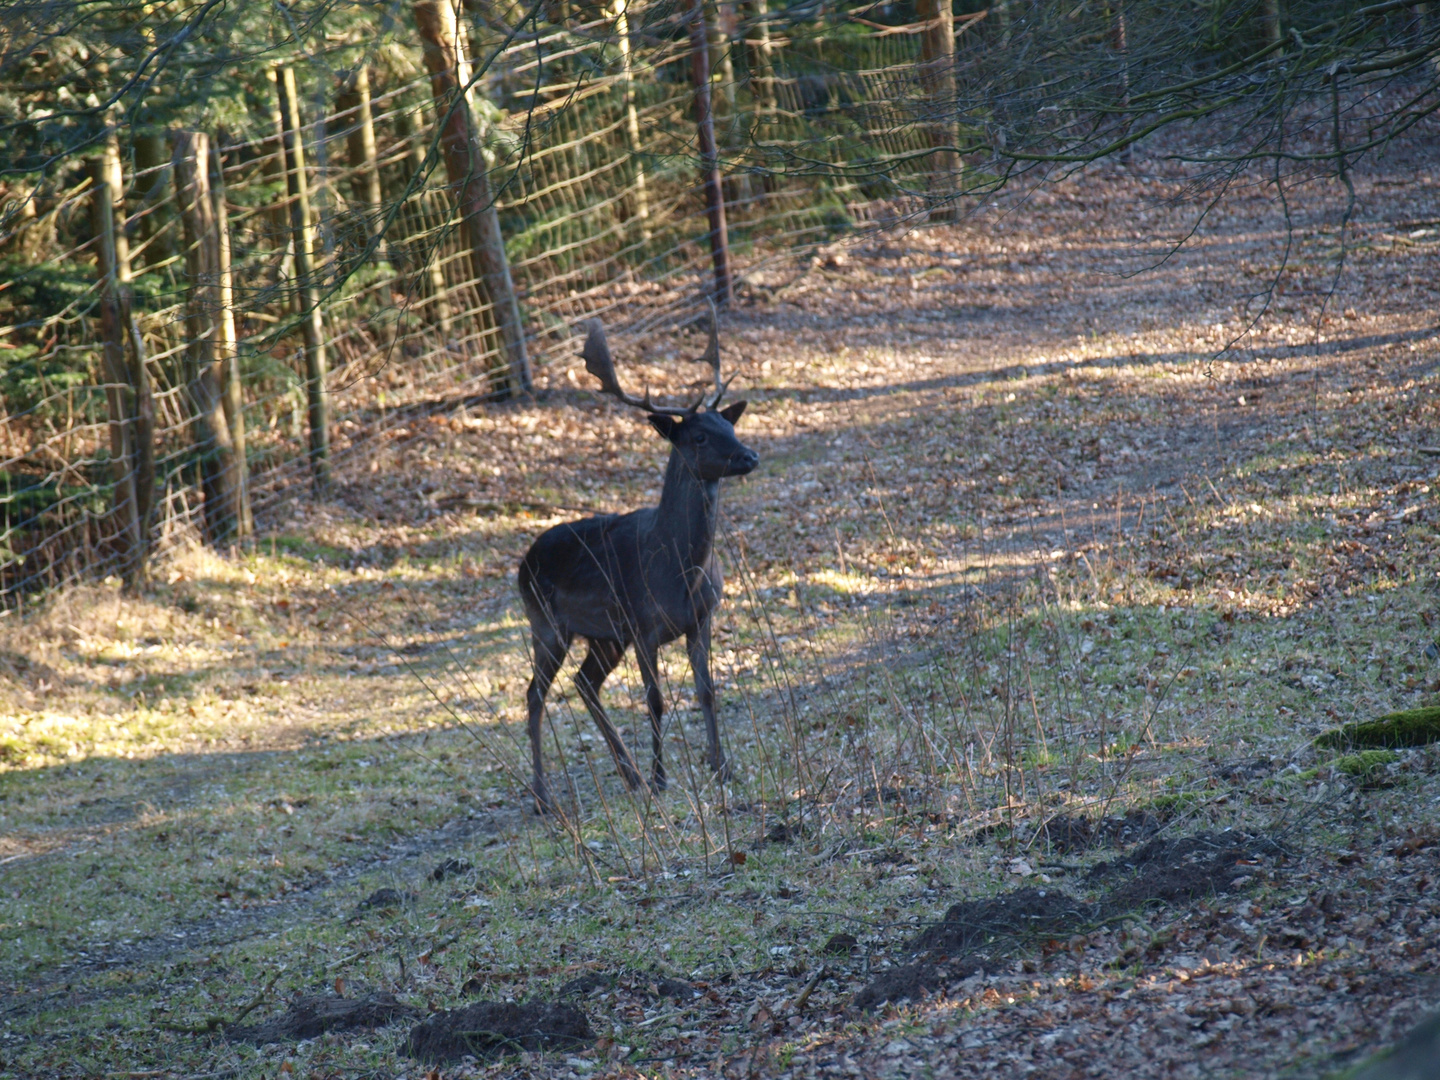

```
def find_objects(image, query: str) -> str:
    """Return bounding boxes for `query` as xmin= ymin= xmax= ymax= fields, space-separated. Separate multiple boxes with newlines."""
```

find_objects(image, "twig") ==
xmin=792 ymin=966 xmax=827 ymax=1012
xmin=157 ymin=970 xmax=282 ymax=1034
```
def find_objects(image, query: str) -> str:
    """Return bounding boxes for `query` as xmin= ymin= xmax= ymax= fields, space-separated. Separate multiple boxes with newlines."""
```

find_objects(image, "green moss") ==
xmin=1314 ymin=706 xmax=1440 ymax=750
xmin=1334 ymin=749 xmax=1399 ymax=779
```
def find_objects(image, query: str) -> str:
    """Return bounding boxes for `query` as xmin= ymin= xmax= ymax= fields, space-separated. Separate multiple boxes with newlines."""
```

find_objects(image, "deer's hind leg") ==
xmin=574 ymin=639 xmax=644 ymax=791
xmin=526 ymin=626 xmax=570 ymax=815
xmin=634 ymin=637 xmax=668 ymax=792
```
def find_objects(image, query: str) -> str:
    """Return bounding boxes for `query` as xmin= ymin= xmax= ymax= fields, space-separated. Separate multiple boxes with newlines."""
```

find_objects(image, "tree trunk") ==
xmin=209 ymin=139 xmax=253 ymax=540
xmin=611 ymin=0 xmax=652 ymax=239
xmin=917 ymin=0 xmax=961 ymax=220
xmin=133 ymin=133 xmax=178 ymax=270
xmin=414 ymin=0 xmax=532 ymax=397
xmin=99 ymin=119 xmax=155 ymax=575
xmin=276 ymin=66 xmax=333 ymax=488
xmin=337 ymin=66 xmax=385 ymax=233
xmin=88 ymin=168 xmax=144 ymax=588
xmin=173 ymin=130 xmax=242 ymax=544
xmin=688 ymin=0 xmax=733 ymax=307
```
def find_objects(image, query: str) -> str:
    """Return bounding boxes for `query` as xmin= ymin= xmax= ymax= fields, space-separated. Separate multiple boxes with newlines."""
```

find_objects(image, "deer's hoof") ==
xmin=531 ymin=782 xmax=557 ymax=816
xmin=711 ymin=758 xmax=733 ymax=784
xmin=649 ymin=772 xmax=668 ymax=793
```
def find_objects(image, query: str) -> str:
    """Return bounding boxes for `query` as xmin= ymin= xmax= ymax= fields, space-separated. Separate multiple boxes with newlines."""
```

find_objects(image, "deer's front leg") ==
xmin=634 ymin=637 xmax=667 ymax=792
xmin=687 ymin=618 xmax=731 ymax=782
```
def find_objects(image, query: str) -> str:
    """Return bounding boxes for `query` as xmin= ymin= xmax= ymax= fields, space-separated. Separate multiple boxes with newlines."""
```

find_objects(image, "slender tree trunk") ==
xmin=209 ymin=139 xmax=252 ymax=540
xmin=1262 ymin=0 xmax=1283 ymax=49
xmin=89 ymin=168 xmax=143 ymax=588
xmin=688 ymin=0 xmax=733 ymax=306
xmin=917 ymin=0 xmax=960 ymax=220
xmin=133 ymin=133 xmax=178 ymax=270
xmin=749 ymin=0 xmax=778 ymax=117
xmin=338 ymin=66 xmax=385 ymax=232
xmin=611 ymin=0 xmax=652 ymax=239
xmin=98 ymin=119 xmax=155 ymax=574
xmin=174 ymin=130 xmax=242 ymax=543
xmin=414 ymin=0 xmax=532 ymax=397
xmin=276 ymin=66 xmax=332 ymax=488
xmin=1111 ymin=0 xmax=1133 ymax=165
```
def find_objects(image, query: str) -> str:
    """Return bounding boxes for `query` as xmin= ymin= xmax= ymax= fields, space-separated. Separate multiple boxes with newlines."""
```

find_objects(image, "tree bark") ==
xmin=209 ymin=139 xmax=253 ymax=539
xmin=88 ymin=169 xmax=143 ymax=588
xmin=917 ymin=0 xmax=961 ymax=220
xmin=276 ymin=66 xmax=333 ymax=488
xmin=688 ymin=0 xmax=733 ymax=306
xmin=414 ymin=0 xmax=532 ymax=397
xmin=337 ymin=66 xmax=385 ymax=235
xmin=173 ymin=130 xmax=242 ymax=544
xmin=611 ymin=0 xmax=652 ymax=239
xmin=99 ymin=119 xmax=155 ymax=573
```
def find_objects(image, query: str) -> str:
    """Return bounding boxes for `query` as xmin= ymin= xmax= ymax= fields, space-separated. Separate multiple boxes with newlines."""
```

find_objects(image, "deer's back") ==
xmin=518 ymin=510 xmax=719 ymax=643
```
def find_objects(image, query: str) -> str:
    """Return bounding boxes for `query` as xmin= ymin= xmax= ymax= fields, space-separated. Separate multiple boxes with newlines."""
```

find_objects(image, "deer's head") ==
xmin=580 ymin=306 xmax=758 ymax=481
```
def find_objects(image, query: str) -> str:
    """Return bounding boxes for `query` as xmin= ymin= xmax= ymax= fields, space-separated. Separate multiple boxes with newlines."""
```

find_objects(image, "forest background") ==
xmin=2 ymin=0 xmax=1440 ymax=1077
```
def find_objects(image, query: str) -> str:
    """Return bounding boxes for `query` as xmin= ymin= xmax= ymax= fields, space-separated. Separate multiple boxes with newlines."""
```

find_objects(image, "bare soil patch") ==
xmin=403 ymin=999 xmax=592 ymax=1062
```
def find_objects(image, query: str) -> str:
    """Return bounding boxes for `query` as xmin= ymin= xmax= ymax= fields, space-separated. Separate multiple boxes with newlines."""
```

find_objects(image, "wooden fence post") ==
xmin=209 ymin=139 xmax=253 ymax=539
xmin=611 ymin=0 xmax=651 ymax=239
xmin=917 ymin=0 xmax=961 ymax=221
xmin=276 ymin=66 xmax=333 ymax=488
xmin=174 ymin=130 xmax=243 ymax=542
xmin=414 ymin=0 xmax=532 ymax=397
xmin=88 ymin=169 xmax=143 ymax=587
xmin=99 ymin=118 xmax=155 ymax=577
xmin=687 ymin=0 xmax=733 ymax=307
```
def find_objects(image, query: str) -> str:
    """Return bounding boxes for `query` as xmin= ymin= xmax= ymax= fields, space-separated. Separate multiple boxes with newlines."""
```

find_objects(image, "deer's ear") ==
xmin=647 ymin=413 xmax=681 ymax=440
xmin=718 ymin=400 xmax=747 ymax=426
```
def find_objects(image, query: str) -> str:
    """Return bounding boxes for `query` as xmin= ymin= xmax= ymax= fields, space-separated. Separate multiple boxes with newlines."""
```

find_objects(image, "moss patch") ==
xmin=1335 ymin=749 xmax=1400 ymax=780
xmin=1315 ymin=707 xmax=1440 ymax=750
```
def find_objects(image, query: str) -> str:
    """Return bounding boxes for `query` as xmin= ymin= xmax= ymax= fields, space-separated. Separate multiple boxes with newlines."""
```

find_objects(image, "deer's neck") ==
xmin=653 ymin=450 xmax=719 ymax=568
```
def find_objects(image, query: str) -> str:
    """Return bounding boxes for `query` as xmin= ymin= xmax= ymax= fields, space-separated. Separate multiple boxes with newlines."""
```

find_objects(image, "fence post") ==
xmin=88 ymin=169 xmax=143 ymax=588
xmin=101 ymin=118 xmax=155 ymax=575
xmin=209 ymin=139 xmax=253 ymax=540
xmin=174 ymin=130 xmax=243 ymax=543
xmin=276 ymin=65 xmax=333 ymax=488
xmin=687 ymin=0 xmax=733 ymax=307
xmin=610 ymin=0 xmax=652 ymax=239
xmin=917 ymin=0 xmax=961 ymax=221
xmin=414 ymin=0 xmax=532 ymax=398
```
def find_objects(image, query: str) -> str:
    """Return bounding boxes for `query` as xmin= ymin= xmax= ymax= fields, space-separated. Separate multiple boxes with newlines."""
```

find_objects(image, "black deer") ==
xmin=517 ymin=314 xmax=757 ymax=814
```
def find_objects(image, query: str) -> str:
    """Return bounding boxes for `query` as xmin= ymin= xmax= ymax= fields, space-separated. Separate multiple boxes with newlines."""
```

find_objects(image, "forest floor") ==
xmin=3 ymin=135 xmax=1440 ymax=1080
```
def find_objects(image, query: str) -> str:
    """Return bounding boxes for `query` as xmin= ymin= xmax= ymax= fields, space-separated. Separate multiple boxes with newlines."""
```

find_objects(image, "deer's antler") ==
xmin=581 ymin=319 xmax=692 ymax=417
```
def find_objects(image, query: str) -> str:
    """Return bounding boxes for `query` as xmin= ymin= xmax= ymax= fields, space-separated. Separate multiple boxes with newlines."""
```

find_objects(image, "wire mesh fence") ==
xmin=0 ymin=0 xmax=949 ymax=608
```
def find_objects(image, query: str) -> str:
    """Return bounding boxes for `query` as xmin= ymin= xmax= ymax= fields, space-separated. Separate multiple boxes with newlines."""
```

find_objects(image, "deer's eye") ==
xmin=692 ymin=432 xmax=708 ymax=445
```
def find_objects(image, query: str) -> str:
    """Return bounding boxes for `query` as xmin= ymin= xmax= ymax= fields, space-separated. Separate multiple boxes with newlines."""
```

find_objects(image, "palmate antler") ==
xmin=581 ymin=300 xmax=733 ymax=415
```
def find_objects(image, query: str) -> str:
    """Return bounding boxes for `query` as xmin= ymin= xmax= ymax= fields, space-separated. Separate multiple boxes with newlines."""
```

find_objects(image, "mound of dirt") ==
xmin=227 ymin=992 xmax=418 ymax=1044
xmin=857 ymin=832 xmax=1287 ymax=1010
xmin=1091 ymin=831 xmax=1283 ymax=907
xmin=403 ymin=1000 xmax=591 ymax=1062
xmin=851 ymin=955 xmax=991 ymax=1011
xmin=910 ymin=886 xmax=1098 ymax=953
